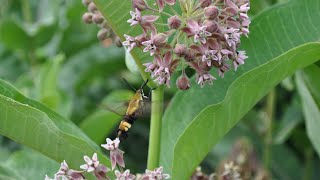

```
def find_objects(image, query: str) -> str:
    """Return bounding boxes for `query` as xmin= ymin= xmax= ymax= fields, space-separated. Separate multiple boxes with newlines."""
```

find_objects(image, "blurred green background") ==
xmin=0 ymin=0 xmax=319 ymax=179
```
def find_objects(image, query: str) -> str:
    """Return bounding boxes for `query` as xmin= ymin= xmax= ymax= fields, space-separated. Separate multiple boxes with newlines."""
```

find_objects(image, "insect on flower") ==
xmin=100 ymin=79 xmax=151 ymax=141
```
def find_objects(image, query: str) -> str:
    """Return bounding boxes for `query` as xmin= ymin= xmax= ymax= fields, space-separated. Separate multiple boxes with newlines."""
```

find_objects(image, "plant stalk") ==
xmin=263 ymin=88 xmax=276 ymax=170
xmin=147 ymin=86 xmax=164 ymax=169
xmin=21 ymin=0 xmax=32 ymax=23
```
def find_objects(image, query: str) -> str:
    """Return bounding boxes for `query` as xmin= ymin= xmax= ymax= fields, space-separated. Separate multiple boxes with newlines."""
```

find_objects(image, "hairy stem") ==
xmin=147 ymin=86 xmax=164 ymax=169
xmin=263 ymin=89 xmax=276 ymax=170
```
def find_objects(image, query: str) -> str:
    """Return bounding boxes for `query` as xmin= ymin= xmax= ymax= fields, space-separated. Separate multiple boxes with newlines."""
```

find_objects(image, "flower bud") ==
xmin=88 ymin=2 xmax=98 ymax=13
xmin=176 ymin=72 xmax=190 ymax=90
xmin=204 ymin=20 xmax=218 ymax=33
xmin=174 ymin=44 xmax=187 ymax=57
xmin=132 ymin=0 xmax=147 ymax=11
xmin=114 ymin=36 xmax=123 ymax=47
xmin=82 ymin=0 xmax=91 ymax=6
xmin=97 ymin=28 xmax=110 ymax=41
xmin=98 ymin=20 xmax=110 ymax=29
xmin=204 ymin=6 xmax=219 ymax=19
xmin=82 ymin=12 xmax=93 ymax=24
xmin=92 ymin=13 xmax=105 ymax=24
xmin=168 ymin=15 xmax=182 ymax=29
xmin=199 ymin=0 xmax=212 ymax=8
xmin=184 ymin=49 xmax=196 ymax=62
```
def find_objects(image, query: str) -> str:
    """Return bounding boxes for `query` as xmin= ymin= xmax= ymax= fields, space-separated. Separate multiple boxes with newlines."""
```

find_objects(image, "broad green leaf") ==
xmin=80 ymin=90 xmax=134 ymax=144
xmin=3 ymin=148 xmax=59 ymax=180
xmin=0 ymin=80 xmax=112 ymax=170
xmin=296 ymin=66 xmax=320 ymax=157
xmin=158 ymin=0 xmax=320 ymax=178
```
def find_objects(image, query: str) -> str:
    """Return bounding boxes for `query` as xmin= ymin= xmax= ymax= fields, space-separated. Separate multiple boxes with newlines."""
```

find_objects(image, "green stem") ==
xmin=303 ymin=148 xmax=313 ymax=180
xmin=263 ymin=89 xmax=276 ymax=170
xmin=147 ymin=86 xmax=164 ymax=169
xmin=21 ymin=0 xmax=32 ymax=23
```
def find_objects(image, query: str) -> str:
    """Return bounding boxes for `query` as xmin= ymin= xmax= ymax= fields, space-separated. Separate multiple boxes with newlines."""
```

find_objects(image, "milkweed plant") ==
xmin=45 ymin=0 xmax=251 ymax=179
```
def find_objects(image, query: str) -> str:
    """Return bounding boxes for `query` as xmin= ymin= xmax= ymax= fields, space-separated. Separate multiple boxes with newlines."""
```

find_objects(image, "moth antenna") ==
xmin=140 ymin=79 xmax=149 ymax=90
xmin=122 ymin=78 xmax=137 ymax=91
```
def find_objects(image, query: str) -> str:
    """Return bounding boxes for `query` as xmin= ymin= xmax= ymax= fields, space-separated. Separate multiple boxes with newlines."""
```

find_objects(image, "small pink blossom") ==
xmin=80 ymin=153 xmax=100 ymax=172
xmin=197 ymin=72 xmax=216 ymax=87
xmin=127 ymin=8 xmax=159 ymax=32
xmin=122 ymin=34 xmax=137 ymax=52
xmin=141 ymin=166 xmax=170 ymax=180
xmin=233 ymin=51 xmax=248 ymax=70
xmin=224 ymin=28 xmax=241 ymax=47
xmin=153 ymin=51 xmax=179 ymax=87
xmin=101 ymin=138 xmax=125 ymax=170
xmin=184 ymin=20 xmax=212 ymax=44
xmin=142 ymin=32 xmax=168 ymax=56
xmin=54 ymin=161 xmax=84 ymax=180
xmin=127 ymin=8 xmax=142 ymax=26
xmin=115 ymin=169 xmax=136 ymax=180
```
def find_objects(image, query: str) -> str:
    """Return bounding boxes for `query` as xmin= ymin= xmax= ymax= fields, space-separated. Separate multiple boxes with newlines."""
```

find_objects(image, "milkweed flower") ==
xmin=141 ymin=166 xmax=170 ymax=180
xmin=80 ymin=153 xmax=110 ymax=179
xmin=115 ymin=169 xmax=136 ymax=180
xmin=46 ymin=160 xmax=85 ymax=180
xmin=101 ymin=138 xmax=125 ymax=170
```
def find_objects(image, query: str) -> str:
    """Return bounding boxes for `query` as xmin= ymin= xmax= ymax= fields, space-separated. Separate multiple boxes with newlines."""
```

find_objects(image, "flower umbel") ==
xmin=125 ymin=0 xmax=251 ymax=89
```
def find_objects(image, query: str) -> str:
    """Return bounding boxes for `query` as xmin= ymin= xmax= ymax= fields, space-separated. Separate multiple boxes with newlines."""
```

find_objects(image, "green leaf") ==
xmin=158 ymin=0 xmax=320 ymax=178
xmin=296 ymin=65 xmax=320 ymax=157
xmin=0 ymin=80 xmax=112 ymax=170
xmin=80 ymin=90 xmax=134 ymax=144
xmin=3 ymin=148 xmax=59 ymax=180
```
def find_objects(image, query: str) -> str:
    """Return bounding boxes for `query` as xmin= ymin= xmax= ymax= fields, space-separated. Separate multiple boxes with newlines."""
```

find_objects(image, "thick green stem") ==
xmin=147 ymin=86 xmax=164 ymax=169
xmin=263 ymin=89 xmax=276 ymax=169
xmin=21 ymin=0 xmax=32 ymax=23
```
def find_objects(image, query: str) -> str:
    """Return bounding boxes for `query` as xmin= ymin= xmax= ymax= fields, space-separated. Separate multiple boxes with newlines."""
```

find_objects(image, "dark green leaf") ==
xmin=0 ymin=80 xmax=112 ymax=170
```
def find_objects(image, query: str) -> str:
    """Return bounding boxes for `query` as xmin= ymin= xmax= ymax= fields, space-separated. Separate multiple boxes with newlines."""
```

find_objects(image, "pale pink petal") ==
xmin=165 ymin=0 xmax=176 ymax=5
xmin=157 ymin=0 xmax=165 ymax=11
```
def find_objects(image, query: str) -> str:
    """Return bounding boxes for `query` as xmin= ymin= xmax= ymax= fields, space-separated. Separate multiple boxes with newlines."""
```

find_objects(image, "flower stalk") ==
xmin=147 ymin=86 xmax=164 ymax=169
xmin=263 ymin=88 xmax=275 ymax=169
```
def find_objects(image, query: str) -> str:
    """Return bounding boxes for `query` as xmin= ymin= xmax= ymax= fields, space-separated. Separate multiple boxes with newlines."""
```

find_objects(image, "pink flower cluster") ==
xmin=123 ymin=0 xmax=250 ymax=90
xmin=45 ymin=138 xmax=170 ymax=180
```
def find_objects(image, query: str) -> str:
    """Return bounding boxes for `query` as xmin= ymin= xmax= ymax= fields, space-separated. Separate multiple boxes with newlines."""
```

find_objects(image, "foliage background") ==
xmin=0 ymin=0 xmax=320 ymax=179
